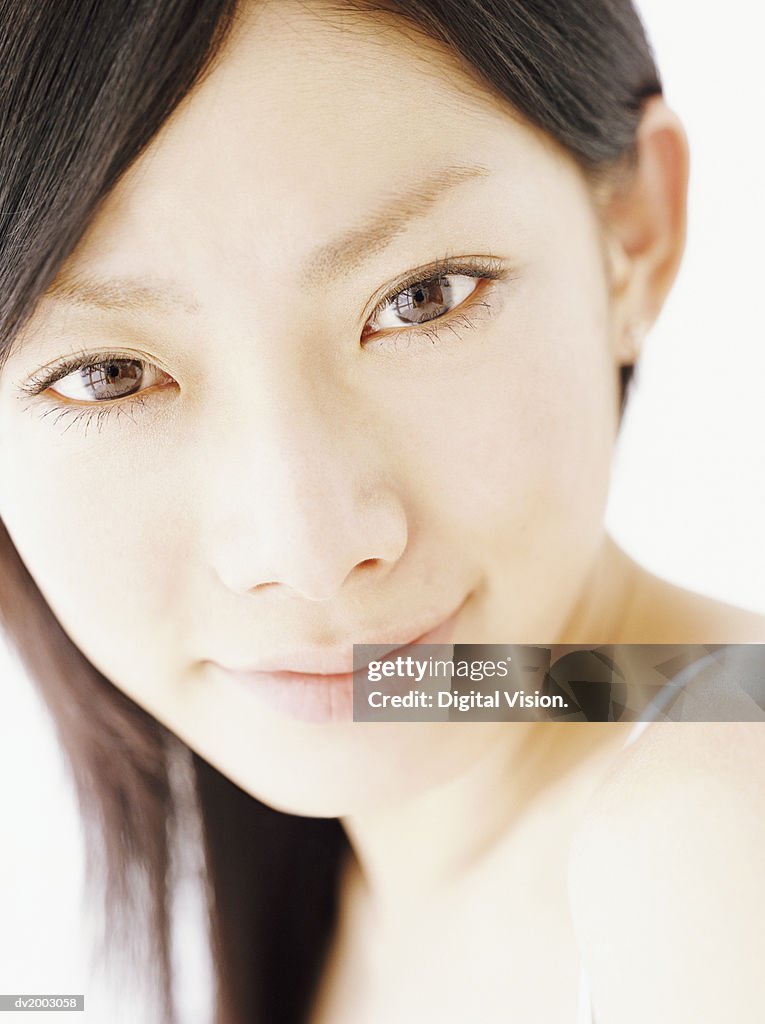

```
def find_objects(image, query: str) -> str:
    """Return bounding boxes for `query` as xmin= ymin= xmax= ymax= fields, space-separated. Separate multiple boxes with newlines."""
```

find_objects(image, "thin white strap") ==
xmin=628 ymin=651 xmax=720 ymax=731
xmin=576 ymin=966 xmax=593 ymax=1023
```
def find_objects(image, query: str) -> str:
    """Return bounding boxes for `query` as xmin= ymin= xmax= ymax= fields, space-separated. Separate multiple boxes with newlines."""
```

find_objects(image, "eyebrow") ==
xmin=299 ymin=162 xmax=490 ymax=285
xmin=45 ymin=273 xmax=202 ymax=315
xmin=44 ymin=162 xmax=490 ymax=314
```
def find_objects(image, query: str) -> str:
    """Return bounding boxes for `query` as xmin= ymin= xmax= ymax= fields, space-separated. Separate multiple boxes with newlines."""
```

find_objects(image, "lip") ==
xmin=219 ymin=602 xmax=466 ymax=676
xmin=212 ymin=600 xmax=465 ymax=724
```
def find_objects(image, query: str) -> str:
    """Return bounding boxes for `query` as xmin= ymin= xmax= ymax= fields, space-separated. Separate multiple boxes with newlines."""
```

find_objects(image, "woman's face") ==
xmin=0 ymin=2 xmax=623 ymax=815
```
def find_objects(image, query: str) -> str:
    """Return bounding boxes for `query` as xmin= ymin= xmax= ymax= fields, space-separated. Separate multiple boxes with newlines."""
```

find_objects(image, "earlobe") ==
xmin=622 ymin=318 xmax=649 ymax=366
xmin=602 ymin=96 xmax=690 ymax=363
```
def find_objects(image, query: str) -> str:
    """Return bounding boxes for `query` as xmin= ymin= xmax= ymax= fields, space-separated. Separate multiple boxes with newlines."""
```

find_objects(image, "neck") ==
xmin=558 ymin=533 xmax=642 ymax=643
xmin=341 ymin=719 xmax=631 ymax=932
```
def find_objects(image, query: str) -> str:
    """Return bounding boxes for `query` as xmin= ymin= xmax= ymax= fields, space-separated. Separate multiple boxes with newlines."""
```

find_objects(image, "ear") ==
xmin=600 ymin=97 xmax=690 ymax=366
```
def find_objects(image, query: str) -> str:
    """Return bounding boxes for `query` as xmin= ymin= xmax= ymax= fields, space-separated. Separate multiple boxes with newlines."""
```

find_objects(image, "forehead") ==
xmin=59 ymin=1 xmax=574 ymax=285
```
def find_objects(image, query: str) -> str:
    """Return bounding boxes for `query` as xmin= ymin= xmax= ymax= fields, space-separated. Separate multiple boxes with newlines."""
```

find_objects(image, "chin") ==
xmin=243 ymin=772 xmax=386 ymax=820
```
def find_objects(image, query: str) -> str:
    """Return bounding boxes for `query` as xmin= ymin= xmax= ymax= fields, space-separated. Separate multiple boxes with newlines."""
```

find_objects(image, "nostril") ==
xmin=249 ymin=579 xmax=282 ymax=593
xmin=356 ymin=558 xmax=380 ymax=571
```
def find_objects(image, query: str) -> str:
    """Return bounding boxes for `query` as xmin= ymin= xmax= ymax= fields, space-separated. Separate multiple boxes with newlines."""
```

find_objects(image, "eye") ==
xmin=24 ymin=354 xmax=173 ymax=403
xmin=362 ymin=273 xmax=481 ymax=340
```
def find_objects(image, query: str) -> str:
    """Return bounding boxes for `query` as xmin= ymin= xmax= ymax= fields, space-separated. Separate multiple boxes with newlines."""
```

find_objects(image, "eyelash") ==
xmin=18 ymin=255 xmax=508 ymax=436
xmin=28 ymin=392 xmax=151 ymax=438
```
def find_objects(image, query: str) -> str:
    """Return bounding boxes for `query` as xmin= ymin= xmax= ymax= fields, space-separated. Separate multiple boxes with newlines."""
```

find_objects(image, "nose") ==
xmin=203 ymin=375 xmax=409 ymax=602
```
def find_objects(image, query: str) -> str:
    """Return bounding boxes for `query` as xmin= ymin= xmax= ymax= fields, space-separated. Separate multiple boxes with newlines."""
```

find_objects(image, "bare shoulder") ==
xmin=620 ymin=562 xmax=765 ymax=642
xmin=568 ymin=721 xmax=765 ymax=1023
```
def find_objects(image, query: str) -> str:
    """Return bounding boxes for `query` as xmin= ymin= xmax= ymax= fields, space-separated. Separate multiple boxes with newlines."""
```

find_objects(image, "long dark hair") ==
xmin=0 ymin=2 xmax=660 ymax=1021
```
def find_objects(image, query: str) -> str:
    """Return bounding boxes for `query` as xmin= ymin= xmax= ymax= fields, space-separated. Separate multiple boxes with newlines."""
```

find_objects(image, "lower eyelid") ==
xmin=24 ymin=386 xmax=166 ymax=437
xmin=32 ymin=402 xmax=121 ymax=438
xmin=49 ymin=381 xmax=157 ymax=403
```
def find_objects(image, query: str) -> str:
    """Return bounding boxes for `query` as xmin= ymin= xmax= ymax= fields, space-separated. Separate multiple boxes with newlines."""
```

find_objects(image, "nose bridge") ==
xmin=256 ymin=381 xmax=363 ymax=528
xmin=203 ymin=357 xmax=408 ymax=599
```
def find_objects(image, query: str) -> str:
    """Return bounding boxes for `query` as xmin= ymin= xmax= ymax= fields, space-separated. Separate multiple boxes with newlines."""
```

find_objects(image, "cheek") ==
xmin=0 ymin=430 xmax=187 ymax=714
xmin=386 ymin=287 xmax=616 ymax=538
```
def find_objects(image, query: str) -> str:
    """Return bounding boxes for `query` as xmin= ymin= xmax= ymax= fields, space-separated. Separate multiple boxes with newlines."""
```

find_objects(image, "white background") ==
xmin=1 ymin=3 xmax=764 ymax=1021
xmin=608 ymin=0 xmax=765 ymax=612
